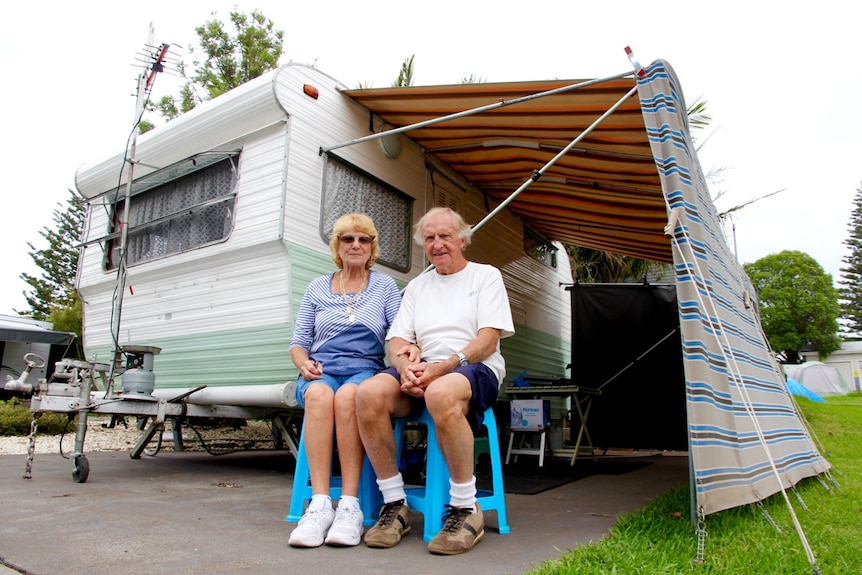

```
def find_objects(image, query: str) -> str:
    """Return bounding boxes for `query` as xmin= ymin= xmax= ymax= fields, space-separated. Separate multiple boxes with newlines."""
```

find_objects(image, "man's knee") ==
xmin=424 ymin=374 xmax=470 ymax=411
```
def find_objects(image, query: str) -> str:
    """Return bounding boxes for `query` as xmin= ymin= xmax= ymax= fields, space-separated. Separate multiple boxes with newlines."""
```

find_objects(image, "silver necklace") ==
xmin=339 ymin=270 xmax=367 ymax=323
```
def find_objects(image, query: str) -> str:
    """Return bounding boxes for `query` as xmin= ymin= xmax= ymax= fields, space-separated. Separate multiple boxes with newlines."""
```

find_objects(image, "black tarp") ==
xmin=568 ymin=283 xmax=687 ymax=451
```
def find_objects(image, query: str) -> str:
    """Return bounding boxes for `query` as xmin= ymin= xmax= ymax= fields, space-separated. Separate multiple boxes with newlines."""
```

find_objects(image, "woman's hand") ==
xmin=300 ymin=359 xmax=323 ymax=380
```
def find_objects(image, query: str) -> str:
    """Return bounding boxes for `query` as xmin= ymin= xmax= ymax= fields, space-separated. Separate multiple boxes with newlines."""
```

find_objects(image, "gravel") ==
xmin=0 ymin=415 xmax=277 ymax=456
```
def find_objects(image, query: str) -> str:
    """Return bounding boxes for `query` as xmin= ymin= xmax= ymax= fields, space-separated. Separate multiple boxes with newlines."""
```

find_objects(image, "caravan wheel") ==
xmin=72 ymin=454 xmax=90 ymax=483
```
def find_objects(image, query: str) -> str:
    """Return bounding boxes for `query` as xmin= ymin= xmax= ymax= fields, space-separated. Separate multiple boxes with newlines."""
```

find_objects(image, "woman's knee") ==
xmin=334 ymin=384 xmax=358 ymax=411
xmin=303 ymin=382 xmax=335 ymax=409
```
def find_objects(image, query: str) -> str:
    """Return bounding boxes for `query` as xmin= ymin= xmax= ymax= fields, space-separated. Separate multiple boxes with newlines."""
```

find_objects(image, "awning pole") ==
xmin=321 ymin=71 xmax=634 ymax=155
xmin=471 ymin=84 xmax=638 ymax=235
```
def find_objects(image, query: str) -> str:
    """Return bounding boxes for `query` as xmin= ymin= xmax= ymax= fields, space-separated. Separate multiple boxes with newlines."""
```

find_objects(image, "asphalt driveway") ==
xmin=0 ymin=449 xmax=688 ymax=575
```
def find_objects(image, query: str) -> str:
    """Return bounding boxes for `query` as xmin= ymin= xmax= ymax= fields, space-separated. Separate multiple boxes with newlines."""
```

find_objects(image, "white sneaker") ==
xmin=288 ymin=506 xmax=335 ymax=548
xmin=324 ymin=505 xmax=364 ymax=546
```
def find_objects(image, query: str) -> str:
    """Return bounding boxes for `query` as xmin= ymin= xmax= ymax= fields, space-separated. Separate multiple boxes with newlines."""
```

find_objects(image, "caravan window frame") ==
xmin=320 ymin=153 xmax=412 ymax=272
xmin=104 ymin=155 xmax=239 ymax=270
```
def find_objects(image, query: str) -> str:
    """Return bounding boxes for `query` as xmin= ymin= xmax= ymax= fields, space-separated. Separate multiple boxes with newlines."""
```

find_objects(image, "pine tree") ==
xmin=839 ymin=181 xmax=862 ymax=337
xmin=19 ymin=189 xmax=86 ymax=321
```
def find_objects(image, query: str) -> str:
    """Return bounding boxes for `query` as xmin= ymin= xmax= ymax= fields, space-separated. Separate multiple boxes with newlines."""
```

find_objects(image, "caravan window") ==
xmin=105 ymin=157 xmax=238 ymax=269
xmin=321 ymin=154 xmax=412 ymax=272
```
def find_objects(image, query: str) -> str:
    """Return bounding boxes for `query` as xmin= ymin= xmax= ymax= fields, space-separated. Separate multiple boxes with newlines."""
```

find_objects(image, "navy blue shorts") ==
xmin=378 ymin=363 xmax=499 ymax=432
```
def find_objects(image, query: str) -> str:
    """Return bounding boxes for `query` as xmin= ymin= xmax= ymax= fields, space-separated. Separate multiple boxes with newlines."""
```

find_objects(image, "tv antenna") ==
xmin=109 ymin=23 xmax=180 ymax=375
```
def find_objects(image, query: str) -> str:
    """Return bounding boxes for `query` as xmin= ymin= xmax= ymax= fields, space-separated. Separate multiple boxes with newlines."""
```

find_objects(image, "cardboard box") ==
xmin=510 ymin=399 xmax=551 ymax=431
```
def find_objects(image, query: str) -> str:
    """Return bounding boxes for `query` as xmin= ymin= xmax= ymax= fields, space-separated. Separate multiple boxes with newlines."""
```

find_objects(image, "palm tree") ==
xmin=393 ymin=55 xmax=415 ymax=87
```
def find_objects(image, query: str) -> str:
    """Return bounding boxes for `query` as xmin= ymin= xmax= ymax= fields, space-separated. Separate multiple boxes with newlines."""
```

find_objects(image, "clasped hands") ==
xmin=394 ymin=343 xmax=448 ymax=398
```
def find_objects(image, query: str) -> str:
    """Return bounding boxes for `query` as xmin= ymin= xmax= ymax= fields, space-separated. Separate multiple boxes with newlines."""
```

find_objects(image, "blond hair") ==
xmin=329 ymin=213 xmax=380 ymax=270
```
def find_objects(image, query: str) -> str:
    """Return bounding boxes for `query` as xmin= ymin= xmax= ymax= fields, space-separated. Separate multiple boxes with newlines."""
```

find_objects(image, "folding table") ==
xmin=504 ymin=376 xmax=600 ymax=466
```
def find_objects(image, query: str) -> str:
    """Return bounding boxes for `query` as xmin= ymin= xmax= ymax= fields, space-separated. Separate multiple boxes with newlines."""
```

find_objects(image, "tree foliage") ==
xmin=155 ymin=9 xmax=284 ymax=121
xmin=19 ymin=189 xmax=86 ymax=357
xmin=565 ymin=245 xmax=668 ymax=283
xmin=838 ymin=181 xmax=862 ymax=337
xmin=686 ymin=97 xmax=712 ymax=137
xmin=392 ymin=54 xmax=415 ymax=87
xmin=20 ymin=190 xmax=85 ymax=318
xmin=743 ymin=250 xmax=841 ymax=363
xmin=460 ymin=73 xmax=485 ymax=84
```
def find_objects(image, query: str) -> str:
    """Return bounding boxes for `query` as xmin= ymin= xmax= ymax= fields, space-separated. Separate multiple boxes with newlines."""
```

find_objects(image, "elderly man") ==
xmin=356 ymin=207 xmax=514 ymax=555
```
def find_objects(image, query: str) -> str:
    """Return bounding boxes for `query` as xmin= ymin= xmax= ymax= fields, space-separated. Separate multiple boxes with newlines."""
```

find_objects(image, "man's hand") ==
xmin=394 ymin=343 xmax=421 ymax=364
xmin=390 ymin=339 xmax=424 ymax=397
xmin=400 ymin=361 xmax=427 ymax=397
xmin=400 ymin=360 xmax=455 ymax=397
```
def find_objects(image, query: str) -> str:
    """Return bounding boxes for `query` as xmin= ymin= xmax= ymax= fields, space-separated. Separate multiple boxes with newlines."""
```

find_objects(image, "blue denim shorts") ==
xmin=295 ymin=370 xmax=377 ymax=408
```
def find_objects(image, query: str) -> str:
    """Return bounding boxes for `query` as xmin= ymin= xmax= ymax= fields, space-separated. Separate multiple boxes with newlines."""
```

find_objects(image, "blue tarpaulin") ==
xmin=786 ymin=378 xmax=825 ymax=403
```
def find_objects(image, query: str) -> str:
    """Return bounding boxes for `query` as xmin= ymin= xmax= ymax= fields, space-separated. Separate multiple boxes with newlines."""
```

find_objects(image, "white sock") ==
xmin=308 ymin=494 xmax=332 ymax=512
xmin=376 ymin=473 xmax=407 ymax=504
xmin=449 ymin=476 xmax=477 ymax=511
xmin=338 ymin=495 xmax=360 ymax=511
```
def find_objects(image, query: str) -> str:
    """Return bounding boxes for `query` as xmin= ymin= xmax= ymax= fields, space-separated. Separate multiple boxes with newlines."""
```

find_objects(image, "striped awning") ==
xmin=343 ymin=75 xmax=671 ymax=263
xmin=351 ymin=61 xmax=830 ymax=518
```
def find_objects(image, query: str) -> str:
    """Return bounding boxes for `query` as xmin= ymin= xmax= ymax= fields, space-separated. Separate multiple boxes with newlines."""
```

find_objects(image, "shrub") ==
xmin=0 ymin=399 xmax=71 ymax=436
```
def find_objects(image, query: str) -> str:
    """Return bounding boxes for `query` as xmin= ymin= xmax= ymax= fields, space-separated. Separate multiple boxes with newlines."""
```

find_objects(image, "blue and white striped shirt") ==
xmin=290 ymin=270 xmax=401 ymax=376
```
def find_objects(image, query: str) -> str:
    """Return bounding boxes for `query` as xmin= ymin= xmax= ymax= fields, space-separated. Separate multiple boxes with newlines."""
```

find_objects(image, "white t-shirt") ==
xmin=387 ymin=261 xmax=515 ymax=384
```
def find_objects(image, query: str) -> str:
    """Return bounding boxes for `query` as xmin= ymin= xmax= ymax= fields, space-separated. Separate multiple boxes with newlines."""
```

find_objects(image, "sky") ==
xmin=2 ymin=1 xmax=860 ymax=317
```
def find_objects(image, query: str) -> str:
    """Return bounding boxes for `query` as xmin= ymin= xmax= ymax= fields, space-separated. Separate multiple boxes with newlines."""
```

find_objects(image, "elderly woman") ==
xmin=288 ymin=213 xmax=402 ymax=548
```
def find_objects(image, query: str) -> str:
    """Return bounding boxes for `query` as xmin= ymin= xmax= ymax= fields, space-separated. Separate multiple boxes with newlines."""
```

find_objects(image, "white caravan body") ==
xmin=74 ymin=64 xmax=572 ymax=392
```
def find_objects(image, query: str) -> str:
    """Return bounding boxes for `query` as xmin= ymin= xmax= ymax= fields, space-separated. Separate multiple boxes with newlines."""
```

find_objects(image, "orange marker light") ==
xmin=303 ymin=84 xmax=319 ymax=99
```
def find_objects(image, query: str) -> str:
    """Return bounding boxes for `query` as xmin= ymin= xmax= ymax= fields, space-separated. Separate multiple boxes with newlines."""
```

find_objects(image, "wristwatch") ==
xmin=456 ymin=351 xmax=469 ymax=367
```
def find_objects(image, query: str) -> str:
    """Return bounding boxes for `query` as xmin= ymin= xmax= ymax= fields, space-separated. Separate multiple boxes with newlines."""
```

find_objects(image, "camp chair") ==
xmin=393 ymin=406 xmax=510 ymax=542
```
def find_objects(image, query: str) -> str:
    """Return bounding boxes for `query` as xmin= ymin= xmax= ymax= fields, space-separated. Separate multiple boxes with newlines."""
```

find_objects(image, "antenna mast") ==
xmin=110 ymin=23 xmax=172 ymax=372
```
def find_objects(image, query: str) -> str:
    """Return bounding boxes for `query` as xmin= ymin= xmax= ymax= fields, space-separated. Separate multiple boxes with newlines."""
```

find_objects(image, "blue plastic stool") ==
xmin=394 ymin=406 xmax=510 ymax=542
xmin=286 ymin=418 xmax=381 ymax=527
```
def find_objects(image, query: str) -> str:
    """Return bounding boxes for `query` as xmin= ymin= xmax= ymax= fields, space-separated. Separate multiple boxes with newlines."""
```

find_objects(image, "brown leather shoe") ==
xmin=364 ymin=500 xmax=411 ymax=548
xmin=427 ymin=503 xmax=484 ymax=555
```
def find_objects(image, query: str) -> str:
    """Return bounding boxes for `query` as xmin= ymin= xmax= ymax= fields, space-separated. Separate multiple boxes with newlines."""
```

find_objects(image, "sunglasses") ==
xmin=339 ymin=235 xmax=374 ymax=245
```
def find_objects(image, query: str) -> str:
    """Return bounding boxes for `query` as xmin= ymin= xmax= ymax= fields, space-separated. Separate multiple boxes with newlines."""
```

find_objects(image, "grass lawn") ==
xmin=527 ymin=393 xmax=862 ymax=575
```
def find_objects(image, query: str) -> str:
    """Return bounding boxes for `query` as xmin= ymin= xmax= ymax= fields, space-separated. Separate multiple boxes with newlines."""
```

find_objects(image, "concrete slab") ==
xmin=0 ymin=449 xmax=688 ymax=575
